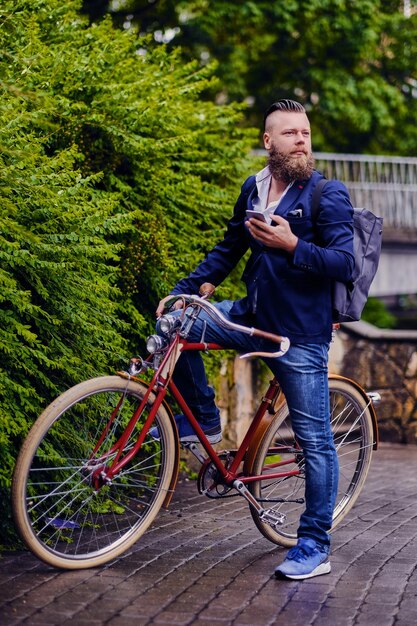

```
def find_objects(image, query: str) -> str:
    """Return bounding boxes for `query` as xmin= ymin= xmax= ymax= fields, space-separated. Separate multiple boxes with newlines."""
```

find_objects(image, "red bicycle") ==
xmin=12 ymin=289 xmax=379 ymax=569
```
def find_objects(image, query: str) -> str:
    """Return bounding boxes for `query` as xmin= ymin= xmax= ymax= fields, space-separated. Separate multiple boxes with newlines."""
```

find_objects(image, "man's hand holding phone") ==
xmin=246 ymin=212 xmax=298 ymax=254
xmin=246 ymin=210 xmax=268 ymax=223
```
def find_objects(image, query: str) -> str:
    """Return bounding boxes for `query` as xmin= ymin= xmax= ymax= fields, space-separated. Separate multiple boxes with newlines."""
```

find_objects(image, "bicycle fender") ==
xmin=329 ymin=373 xmax=379 ymax=450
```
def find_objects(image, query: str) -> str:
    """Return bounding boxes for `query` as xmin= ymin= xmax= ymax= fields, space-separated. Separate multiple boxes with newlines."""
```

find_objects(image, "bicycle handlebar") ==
xmin=164 ymin=293 xmax=290 ymax=359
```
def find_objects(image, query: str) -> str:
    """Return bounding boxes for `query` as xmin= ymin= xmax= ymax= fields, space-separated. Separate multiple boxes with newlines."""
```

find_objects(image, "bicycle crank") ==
xmin=197 ymin=451 xmax=236 ymax=498
xmin=233 ymin=479 xmax=286 ymax=528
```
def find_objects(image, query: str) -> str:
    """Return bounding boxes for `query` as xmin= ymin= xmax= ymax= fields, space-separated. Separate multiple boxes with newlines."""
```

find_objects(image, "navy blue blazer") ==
xmin=171 ymin=170 xmax=354 ymax=343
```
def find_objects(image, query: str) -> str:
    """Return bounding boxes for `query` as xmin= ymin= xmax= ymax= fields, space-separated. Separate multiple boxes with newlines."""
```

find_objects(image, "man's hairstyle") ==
xmin=263 ymin=99 xmax=306 ymax=129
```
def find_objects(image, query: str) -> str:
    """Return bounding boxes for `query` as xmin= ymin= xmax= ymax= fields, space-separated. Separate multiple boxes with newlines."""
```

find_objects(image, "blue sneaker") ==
xmin=274 ymin=537 xmax=330 ymax=580
xmin=149 ymin=414 xmax=222 ymax=444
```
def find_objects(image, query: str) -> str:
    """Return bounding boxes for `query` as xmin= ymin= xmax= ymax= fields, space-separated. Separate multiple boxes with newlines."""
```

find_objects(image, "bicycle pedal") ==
xmin=260 ymin=509 xmax=286 ymax=528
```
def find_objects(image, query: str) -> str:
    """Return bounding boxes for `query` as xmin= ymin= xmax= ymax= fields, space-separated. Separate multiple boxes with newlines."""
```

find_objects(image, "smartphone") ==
xmin=246 ymin=210 xmax=267 ymax=223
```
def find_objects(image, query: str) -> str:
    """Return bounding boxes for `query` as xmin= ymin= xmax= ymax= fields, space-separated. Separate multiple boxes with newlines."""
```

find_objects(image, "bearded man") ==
xmin=154 ymin=99 xmax=354 ymax=579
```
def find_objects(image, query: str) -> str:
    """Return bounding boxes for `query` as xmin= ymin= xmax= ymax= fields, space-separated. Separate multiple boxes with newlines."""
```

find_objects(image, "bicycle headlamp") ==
xmin=146 ymin=335 xmax=167 ymax=355
xmin=158 ymin=314 xmax=181 ymax=336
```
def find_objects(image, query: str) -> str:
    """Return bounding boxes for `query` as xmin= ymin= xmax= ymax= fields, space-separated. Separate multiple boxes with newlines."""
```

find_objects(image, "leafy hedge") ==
xmin=0 ymin=0 xmax=257 ymax=544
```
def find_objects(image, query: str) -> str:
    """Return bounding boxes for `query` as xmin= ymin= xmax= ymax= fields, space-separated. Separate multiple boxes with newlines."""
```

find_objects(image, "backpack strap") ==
xmin=311 ymin=177 xmax=328 ymax=222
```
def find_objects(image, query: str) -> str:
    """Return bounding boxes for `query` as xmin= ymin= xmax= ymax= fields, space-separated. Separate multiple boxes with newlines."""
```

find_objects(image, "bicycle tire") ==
xmin=12 ymin=376 xmax=176 ymax=569
xmin=248 ymin=377 xmax=375 ymax=547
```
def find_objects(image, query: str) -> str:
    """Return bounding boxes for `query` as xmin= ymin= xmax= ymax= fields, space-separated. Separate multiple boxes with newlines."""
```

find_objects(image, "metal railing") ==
xmin=314 ymin=153 xmax=417 ymax=229
xmin=253 ymin=150 xmax=417 ymax=229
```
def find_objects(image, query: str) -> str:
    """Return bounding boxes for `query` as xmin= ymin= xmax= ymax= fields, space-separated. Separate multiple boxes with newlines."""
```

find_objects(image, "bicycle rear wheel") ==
xmin=248 ymin=377 xmax=375 ymax=547
xmin=12 ymin=376 xmax=176 ymax=569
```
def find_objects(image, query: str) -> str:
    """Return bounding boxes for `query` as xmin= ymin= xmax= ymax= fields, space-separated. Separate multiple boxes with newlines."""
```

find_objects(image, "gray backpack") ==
xmin=311 ymin=179 xmax=383 ymax=323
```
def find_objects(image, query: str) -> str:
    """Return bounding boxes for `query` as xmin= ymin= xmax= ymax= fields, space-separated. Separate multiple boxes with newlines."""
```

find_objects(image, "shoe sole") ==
xmin=179 ymin=433 xmax=222 ymax=444
xmin=149 ymin=431 xmax=222 ymax=444
xmin=275 ymin=561 xmax=331 ymax=580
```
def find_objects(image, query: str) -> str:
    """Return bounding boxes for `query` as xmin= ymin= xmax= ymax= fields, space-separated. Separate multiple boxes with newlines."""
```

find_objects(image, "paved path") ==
xmin=1 ymin=443 xmax=417 ymax=626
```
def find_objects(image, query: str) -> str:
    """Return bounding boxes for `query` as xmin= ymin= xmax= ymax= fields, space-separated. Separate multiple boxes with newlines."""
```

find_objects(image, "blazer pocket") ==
xmin=286 ymin=216 xmax=313 ymax=240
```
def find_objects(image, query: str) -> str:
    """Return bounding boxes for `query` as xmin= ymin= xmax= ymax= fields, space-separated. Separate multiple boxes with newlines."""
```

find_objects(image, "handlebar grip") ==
xmin=251 ymin=328 xmax=286 ymax=344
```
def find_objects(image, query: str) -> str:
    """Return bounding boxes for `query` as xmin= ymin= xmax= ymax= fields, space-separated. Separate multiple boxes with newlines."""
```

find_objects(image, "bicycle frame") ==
xmin=12 ymin=290 xmax=381 ymax=569
xmin=98 ymin=334 xmax=300 ymax=493
xmin=96 ymin=296 xmax=379 ymax=495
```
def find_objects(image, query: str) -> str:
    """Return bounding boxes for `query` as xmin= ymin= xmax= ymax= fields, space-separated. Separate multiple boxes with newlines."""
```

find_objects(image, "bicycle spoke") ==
xmin=248 ymin=378 xmax=374 ymax=547
xmin=13 ymin=377 xmax=175 ymax=568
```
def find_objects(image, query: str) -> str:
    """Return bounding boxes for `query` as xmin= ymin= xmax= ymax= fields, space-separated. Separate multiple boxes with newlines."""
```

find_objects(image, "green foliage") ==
xmin=84 ymin=0 xmax=417 ymax=156
xmin=0 ymin=0 xmax=257 ymax=544
xmin=362 ymin=298 xmax=397 ymax=328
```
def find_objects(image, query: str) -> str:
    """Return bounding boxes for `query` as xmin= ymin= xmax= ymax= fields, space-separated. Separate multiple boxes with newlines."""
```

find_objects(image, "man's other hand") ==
xmin=156 ymin=295 xmax=183 ymax=318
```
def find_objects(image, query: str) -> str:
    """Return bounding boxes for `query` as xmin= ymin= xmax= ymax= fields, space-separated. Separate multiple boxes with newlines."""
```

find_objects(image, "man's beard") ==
xmin=267 ymin=145 xmax=315 ymax=183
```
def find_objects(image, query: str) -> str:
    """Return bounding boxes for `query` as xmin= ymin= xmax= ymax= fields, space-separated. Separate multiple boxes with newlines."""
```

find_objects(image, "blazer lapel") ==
xmin=274 ymin=180 xmax=308 ymax=217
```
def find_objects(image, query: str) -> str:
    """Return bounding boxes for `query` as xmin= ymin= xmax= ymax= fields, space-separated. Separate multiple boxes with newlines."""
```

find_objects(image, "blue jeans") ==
xmin=161 ymin=300 xmax=338 ymax=548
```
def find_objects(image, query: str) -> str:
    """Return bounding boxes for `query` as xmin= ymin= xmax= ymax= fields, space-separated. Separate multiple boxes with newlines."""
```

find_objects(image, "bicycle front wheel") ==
xmin=248 ymin=377 xmax=375 ymax=547
xmin=12 ymin=376 xmax=176 ymax=569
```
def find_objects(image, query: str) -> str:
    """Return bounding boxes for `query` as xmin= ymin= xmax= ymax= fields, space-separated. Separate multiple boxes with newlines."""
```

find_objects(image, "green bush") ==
xmin=361 ymin=297 xmax=397 ymax=329
xmin=0 ymin=0 xmax=257 ymax=545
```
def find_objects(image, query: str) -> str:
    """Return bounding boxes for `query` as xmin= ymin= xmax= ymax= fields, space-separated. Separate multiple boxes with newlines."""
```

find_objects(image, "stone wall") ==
xmin=329 ymin=321 xmax=417 ymax=444
xmin=216 ymin=356 xmax=265 ymax=447
xmin=214 ymin=321 xmax=417 ymax=446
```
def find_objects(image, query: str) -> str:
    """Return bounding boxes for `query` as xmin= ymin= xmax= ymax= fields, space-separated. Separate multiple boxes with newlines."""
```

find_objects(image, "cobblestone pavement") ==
xmin=1 ymin=443 xmax=417 ymax=626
